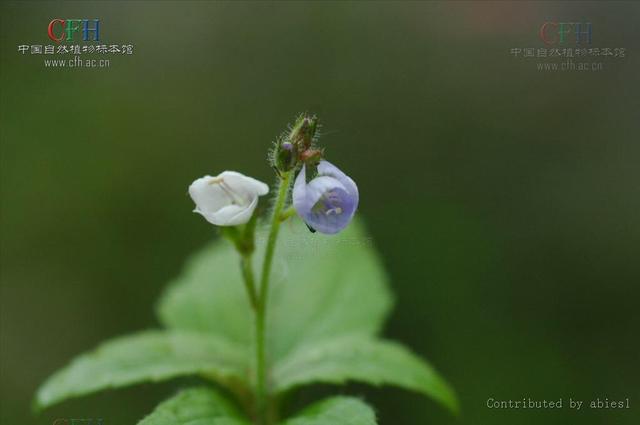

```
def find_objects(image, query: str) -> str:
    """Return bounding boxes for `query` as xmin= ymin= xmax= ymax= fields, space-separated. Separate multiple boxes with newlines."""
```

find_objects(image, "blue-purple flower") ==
xmin=292 ymin=160 xmax=359 ymax=234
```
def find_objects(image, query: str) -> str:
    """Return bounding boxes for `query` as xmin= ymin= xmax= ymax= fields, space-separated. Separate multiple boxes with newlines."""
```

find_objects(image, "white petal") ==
xmin=219 ymin=171 xmax=269 ymax=197
xmin=210 ymin=196 xmax=259 ymax=226
xmin=189 ymin=176 xmax=232 ymax=213
xmin=188 ymin=171 xmax=269 ymax=227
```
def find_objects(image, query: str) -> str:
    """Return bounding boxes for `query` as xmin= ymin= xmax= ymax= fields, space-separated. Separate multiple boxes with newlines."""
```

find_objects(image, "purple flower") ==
xmin=292 ymin=160 xmax=359 ymax=234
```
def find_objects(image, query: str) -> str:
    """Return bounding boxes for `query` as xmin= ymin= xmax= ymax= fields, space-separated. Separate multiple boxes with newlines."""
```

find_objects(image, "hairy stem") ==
xmin=255 ymin=171 xmax=291 ymax=424
xmin=279 ymin=206 xmax=296 ymax=222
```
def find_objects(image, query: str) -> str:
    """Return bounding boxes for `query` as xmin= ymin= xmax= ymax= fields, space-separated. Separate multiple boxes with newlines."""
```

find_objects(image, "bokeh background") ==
xmin=1 ymin=1 xmax=639 ymax=424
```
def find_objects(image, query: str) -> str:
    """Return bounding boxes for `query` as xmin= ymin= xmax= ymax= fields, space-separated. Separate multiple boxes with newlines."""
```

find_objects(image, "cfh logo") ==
xmin=47 ymin=19 xmax=100 ymax=43
xmin=539 ymin=22 xmax=592 ymax=46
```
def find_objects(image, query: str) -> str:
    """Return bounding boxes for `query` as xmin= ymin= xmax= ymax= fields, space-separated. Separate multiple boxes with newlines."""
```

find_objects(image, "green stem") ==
xmin=255 ymin=171 xmax=292 ymax=424
xmin=224 ymin=223 xmax=259 ymax=311
xmin=240 ymin=254 xmax=258 ymax=310
xmin=279 ymin=206 xmax=296 ymax=222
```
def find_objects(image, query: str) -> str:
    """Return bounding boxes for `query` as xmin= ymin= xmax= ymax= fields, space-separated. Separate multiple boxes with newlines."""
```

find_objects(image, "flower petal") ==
xmin=189 ymin=176 xmax=231 ymax=214
xmin=302 ymin=186 xmax=356 ymax=234
xmin=189 ymin=171 xmax=269 ymax=226
xmin=219 ymin=171 xmax=269 ymax=197
xmin=210 ymin=196 xmax=259 ymax=226
xmin=318 ymin=160 xmax=359 ymax=200
xmin=292 ymin=163 xmax=308 ymax=211
xmin=292 ymin=162 xmax=358 ymax=234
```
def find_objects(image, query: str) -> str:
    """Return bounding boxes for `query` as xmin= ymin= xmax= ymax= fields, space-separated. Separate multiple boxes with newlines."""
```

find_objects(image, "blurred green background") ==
xmin=1 ymin=1 xmax=639 ymax=424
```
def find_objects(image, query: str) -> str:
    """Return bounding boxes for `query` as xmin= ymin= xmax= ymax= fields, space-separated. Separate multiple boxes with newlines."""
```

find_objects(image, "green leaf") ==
xmin=281 ymin=396 xmax=377 ymax=425
xmin=273 ymin=337 xmax=459 ymax=415
xmin=138 ymin=387 xmax=249 ymax=425
xmin=157 ymin=233 xmax=253 ymax=348
xmin=35 ymin=331 xmax=248 ymax=410
xmin=158 ymin=218 xmax=393 ymax=361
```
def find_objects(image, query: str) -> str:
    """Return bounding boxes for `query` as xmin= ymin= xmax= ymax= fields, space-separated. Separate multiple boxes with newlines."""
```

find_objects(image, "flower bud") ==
xmin=289 ymin=114 xmax=318 ymax=149
xmin=299 ymin=148 xmax=323 ymax=165
xmin=275 ymin=140 xmax=297 ymax=172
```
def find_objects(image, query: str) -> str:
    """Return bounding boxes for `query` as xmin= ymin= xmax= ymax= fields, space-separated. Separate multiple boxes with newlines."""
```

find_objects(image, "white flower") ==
xmin=189 ymin=171 xmax=269 ymax=226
